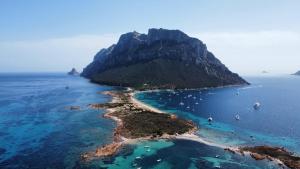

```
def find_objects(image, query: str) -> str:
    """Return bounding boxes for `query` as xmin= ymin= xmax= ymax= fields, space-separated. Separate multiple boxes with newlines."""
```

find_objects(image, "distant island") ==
xmin=292 ymin=70 xmax=300 ymax=76
xmin=82 ymin=28 xmax=248 ymax=89
xmin=68 ymin=68 xmax=80 ymax=75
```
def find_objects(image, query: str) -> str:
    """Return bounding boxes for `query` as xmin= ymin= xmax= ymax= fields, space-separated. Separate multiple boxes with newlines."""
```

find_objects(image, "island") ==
xmin=82 ymin=28 xmax=248 ymax=89
xmin=80 ymin=28 xmax=300 ymax=168
xmin=68 ymin=68 xmax=80 ymax=75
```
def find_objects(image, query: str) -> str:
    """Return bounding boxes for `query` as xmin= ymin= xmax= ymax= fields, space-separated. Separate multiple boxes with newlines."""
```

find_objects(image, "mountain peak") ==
xmin=147 ymin=28 xmax=190 ymax=43
xmin=82 ymin=28 xmax=248 ymax=89
xmin=68 ymin=68 xmax=79 ymax=75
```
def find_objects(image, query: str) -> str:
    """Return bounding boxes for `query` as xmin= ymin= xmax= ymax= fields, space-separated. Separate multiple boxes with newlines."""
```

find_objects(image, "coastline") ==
xmin=130 ymin=91 xmax=165 ymax=114
xmin=132 ymin=89 xmax=295 ymax=168
xmin=83 ymin=88 xmax=299 ymax=168
xmin=136 ymin=83 xmax=249 ymax=93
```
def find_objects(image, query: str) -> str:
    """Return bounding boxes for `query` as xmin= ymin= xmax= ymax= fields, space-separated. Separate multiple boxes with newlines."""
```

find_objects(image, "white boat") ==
xmin=253 ymin=102 xmax=261 ymax=109
xmin=157 ymin=158 xmax=162 ymax=162
xmin=235 ymin=114 xmax=240 ymax=120
xmin=179 ymin=102 xmax=184 ymax=106
xmin=208 ymin=117 xmax=213 ymax=122
xmin=135 ymin=156 xmax=141 ymax=159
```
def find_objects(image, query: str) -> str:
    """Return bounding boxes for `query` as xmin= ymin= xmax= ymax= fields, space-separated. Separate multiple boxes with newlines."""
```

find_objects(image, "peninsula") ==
xmin=82 ymin=89 xmax=196 ymax=160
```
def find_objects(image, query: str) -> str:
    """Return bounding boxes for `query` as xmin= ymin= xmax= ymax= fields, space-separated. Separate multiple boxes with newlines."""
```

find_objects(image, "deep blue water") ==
xmin=0 ymin=74 xmax=297 ymax=169
xmin=136 ymin=75 xmax=300 ymax=155
xmin=0 ymin=73 xmax=116 ymax=169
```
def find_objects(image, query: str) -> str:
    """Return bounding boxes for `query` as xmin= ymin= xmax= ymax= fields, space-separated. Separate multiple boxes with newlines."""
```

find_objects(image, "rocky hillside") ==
xmin=82 ymin=28 xmax=248 ymax=89
xmin=293 ymin=71 xmax=300 ymax=76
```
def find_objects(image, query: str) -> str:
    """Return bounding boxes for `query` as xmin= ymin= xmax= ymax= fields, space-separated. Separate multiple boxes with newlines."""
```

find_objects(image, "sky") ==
xmin=0 ymin=0 xmax=299 ymax=75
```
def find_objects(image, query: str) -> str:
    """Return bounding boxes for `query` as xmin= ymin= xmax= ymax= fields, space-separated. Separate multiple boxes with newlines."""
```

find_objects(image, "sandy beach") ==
xmin=130 ymin=91 xmax=166 ymax=114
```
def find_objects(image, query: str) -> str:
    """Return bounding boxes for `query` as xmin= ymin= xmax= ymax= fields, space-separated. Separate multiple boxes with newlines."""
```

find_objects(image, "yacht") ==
xmin=253 ymin=102 xmax=261 ymax=110
xmin=235 ymin=114 xmax=240 ymax=120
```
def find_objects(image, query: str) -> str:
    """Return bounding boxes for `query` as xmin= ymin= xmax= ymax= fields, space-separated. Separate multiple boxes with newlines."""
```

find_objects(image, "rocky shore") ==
xmin=240 ymin=146 xmax=300 ymax=169
xmin=81 ymin=90 xmax=196 ymax=161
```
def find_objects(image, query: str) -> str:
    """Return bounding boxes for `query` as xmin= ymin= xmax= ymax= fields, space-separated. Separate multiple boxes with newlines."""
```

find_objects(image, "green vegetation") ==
xmin=122 ymin=111 xmax=194 ymax=138
xmin=91 ymin=59 xmax=245 ymax=90
xmin=91 ymin=91 xmax=195 ymax=139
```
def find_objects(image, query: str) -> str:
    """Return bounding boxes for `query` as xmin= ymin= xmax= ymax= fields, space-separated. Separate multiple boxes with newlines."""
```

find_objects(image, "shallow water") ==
xmin=0 ymin=73 xmax=115 ymax=169
xmin=99 ymin=139 xmax=278 ymax=169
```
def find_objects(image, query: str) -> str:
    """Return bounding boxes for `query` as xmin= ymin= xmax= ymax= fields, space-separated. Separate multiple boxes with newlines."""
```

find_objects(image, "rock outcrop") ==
xmin=68 ymin=68 xmax=79 ymax=76
xmin=292 ymin=71 xmax=300 ymax=76
xmin=82 ymin=28 xmax=248 ymax=89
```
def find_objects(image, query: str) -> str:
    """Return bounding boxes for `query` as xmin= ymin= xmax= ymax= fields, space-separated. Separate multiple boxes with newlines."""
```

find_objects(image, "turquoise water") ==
xmin=98 ymin=139 xmax=278 ymax=169
xmin=0 ymin=73 xmax=116 ymax=168
xmin=0 ymin=74 xmax=295 ymax=168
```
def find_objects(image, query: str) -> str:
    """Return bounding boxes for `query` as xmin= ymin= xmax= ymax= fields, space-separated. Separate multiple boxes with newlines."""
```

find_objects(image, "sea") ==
xmin=0 ymin=73 xmax=299 ymax=169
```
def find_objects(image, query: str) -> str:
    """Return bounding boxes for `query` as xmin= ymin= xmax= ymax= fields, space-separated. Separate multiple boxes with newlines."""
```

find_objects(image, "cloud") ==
xmin=0 ymin=31 xmax=299 ymax=75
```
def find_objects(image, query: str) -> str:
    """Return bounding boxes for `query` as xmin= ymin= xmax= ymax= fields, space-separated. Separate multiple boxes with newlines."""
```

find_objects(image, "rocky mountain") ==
xmin=68 ymin=68 xmax=79 ymax=76
xmin=82 ymin=28 xmax=248 ymax=89
xmin=293 ymin=71 xmax=300 ymax=76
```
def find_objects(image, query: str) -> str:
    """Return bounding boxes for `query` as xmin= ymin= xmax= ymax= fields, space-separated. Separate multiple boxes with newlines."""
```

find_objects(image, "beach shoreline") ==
xmin=83 ymin=88 xmax=297 ymax=168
